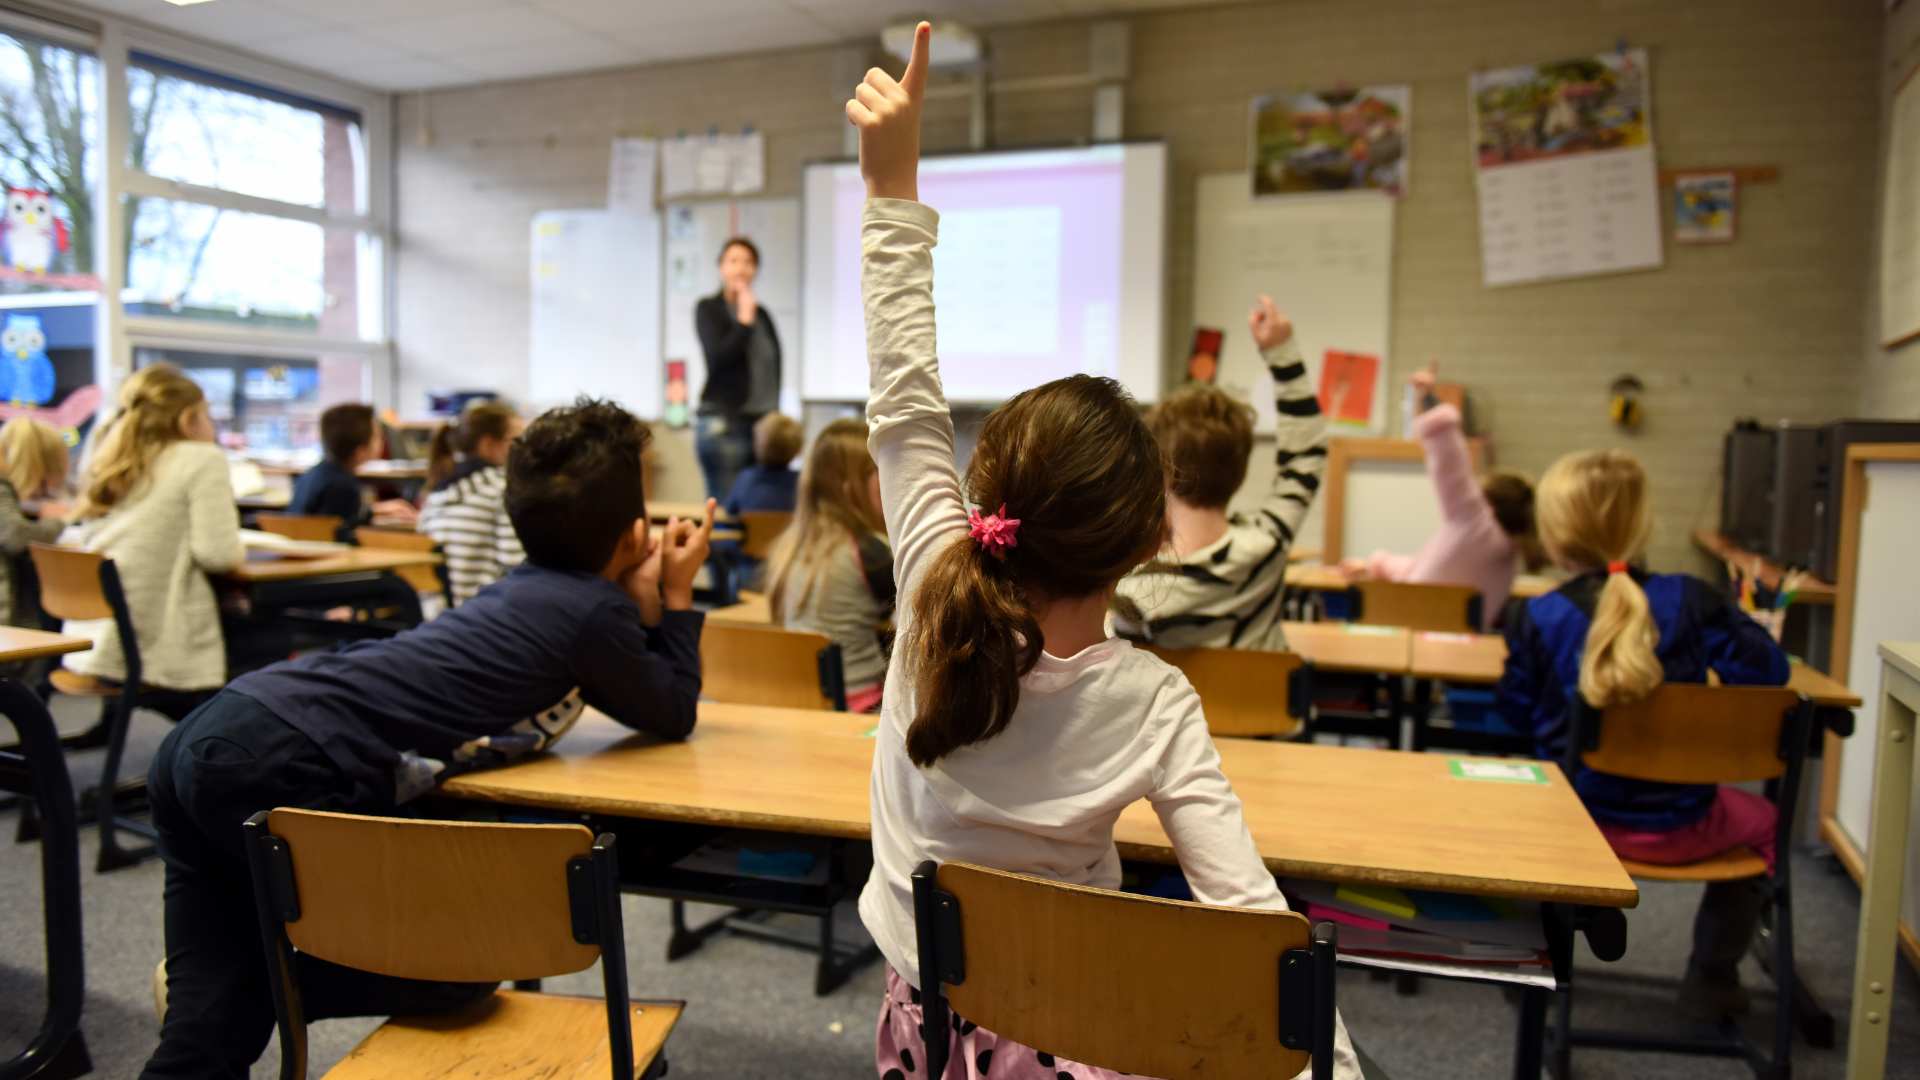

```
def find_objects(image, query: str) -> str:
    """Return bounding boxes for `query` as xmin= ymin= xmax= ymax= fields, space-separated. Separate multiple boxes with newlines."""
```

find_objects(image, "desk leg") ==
xmin=1409 ymin=678 xmax=1434 ymax=753
xmin=1846 ymin=667 xmax=1920 ymax=1080
xmin=1514 ymin=985 xmax=1547 ymax=1080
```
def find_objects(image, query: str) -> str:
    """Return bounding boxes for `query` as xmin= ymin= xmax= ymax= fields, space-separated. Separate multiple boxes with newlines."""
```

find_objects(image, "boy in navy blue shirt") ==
xmin=289 ymin=403 xmax=416 ymax=536
xmin=141 ymin=399 xmax=713 ymax=1080
xmin=722 ymin=410 xmax=802 ymax=516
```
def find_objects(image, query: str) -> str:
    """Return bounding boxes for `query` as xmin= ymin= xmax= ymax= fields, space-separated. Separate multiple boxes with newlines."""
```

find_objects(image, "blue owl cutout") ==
xmin=0 ymin=314 xmax=55 ymax=407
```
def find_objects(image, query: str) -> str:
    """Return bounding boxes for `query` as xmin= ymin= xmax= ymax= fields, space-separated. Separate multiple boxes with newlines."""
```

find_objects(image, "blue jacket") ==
xmin=723 ymin=465 xmax=798 ymax=517
xmin=1498 ymin=568 xmax=1788 ymax=830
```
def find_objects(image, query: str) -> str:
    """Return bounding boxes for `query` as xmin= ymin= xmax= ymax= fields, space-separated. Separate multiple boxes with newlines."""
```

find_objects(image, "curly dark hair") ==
xmin=505 ymin=398 xmax=652 ymax=573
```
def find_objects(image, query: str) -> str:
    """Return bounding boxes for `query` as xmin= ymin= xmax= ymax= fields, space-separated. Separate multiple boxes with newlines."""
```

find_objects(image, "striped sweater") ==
xmin=418 ymin=459 xmax=524 ymax=607
xmin=1113 ymin=338 xmax=1328 ymax=650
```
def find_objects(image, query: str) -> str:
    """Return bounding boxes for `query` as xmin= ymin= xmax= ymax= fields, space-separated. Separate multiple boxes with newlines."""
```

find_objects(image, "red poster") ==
xmin=1318 ymin=350 xmax=1378 ymax=426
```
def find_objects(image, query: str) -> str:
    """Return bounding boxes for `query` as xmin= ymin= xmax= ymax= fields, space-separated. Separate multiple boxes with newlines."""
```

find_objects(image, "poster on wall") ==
xmin=1470 ymin=48 xmax=1664 ymax=287
xmin=1673 ymin=172 xmax=1736 ymax=244
xmin=1318 ymin=349 xmax=1380 ymax=428
xmin=1250 ymin=86 xmax=1410 ymax=197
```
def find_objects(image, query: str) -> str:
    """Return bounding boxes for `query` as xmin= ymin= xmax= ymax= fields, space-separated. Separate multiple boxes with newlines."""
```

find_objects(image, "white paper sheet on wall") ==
xmin=731 ymin=130 xmax=765 ymax=195
xmin=1881 ymin=65 xmax=1920 ymax=347
xmin=661 ymin=138 xmax=699 ymax=200
xmin=607 ymin=137 xmax=658 ymax=212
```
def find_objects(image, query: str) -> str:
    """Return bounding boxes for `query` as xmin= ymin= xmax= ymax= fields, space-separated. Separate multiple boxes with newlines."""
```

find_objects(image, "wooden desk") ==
xmin=1691 ymin=529 xmax=1836 ymax=606
xmin=1847 ymin=642 xmax=1920 ymax=1079
xmin=1280 ymin=621 xmax=1409 ymax=674
xmin=442 ymin=703 xmax=1636 ymax=909
xmin=0 ymin=627 xmax=91 ymax=663
xmin=1284 ymin=563 xmax=1556 ymax=600
xmin=236 ymin=489 xmax=291 ymax=511
xmin=356 ymin=459 xmax=428 ymax=482
xmin=709 ymin=593 xmax=772 ymax=626
xmin=224 ymin=547 xmax=441 ymax=584
xmin=648 ymin=500 xmax=734 ymax=525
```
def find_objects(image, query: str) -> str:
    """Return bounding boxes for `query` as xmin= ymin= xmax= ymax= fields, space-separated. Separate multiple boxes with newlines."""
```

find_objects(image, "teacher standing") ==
xmin=694 ymin=236 xmax=782 ymax=500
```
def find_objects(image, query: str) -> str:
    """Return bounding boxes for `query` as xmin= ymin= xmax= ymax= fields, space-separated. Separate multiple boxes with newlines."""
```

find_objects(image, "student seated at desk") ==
xmin=419 ymin=400 xmax=524 ymax=606
xmin=724 ymin=410 xmax=802 ymax=516
xmin=0 ymin=418 xmax=67 ymax=625
xmin=1111 ymin=297 xmax=1327 ymax=651
xmin=59 ymin=365 xmax=243 ymax=716
xmin=138 ymin=399 xmax=712 ymax=1080
xmin=843 ymin=35 xmax=1360 ymax=1078
xmin=289 ymin=403 xmax=417 ymax=537
xmin=766 ymin=418 xmax=894 ymax=713
xmin=1498 ymin=448 xmax=1786 ymax=1023
xmin=1340 ymin=364 xmax=1543 ymax=629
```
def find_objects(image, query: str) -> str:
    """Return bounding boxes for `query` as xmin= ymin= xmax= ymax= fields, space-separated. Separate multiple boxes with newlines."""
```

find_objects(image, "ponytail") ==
xmin=426 ymin=423 xmax=458 ymax=488
xmin=1578 ymin=569 xmax=1663 ymax=706
xmin=903 ymin=537 xmax=1043 ymax=767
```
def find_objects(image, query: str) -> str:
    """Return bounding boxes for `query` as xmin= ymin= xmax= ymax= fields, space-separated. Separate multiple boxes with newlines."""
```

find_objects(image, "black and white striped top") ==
xmin=1113 ymin=337 xmax=1327 ymax=650
xmin=418 ymin=459 xmax=525 ymax=607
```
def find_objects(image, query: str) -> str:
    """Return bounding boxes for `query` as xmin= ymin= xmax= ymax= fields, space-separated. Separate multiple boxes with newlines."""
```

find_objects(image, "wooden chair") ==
xmin=699 ymin=622 xmax=846 ymax=711
xmin=29 ymin=543 xmax=160 ymax=872
xmin=911 ymin=861 xmax=1339 ymax=1080
xmin=1144 ymin=644 xmax=1313 ymax=738
xmin=1555 ymin=684 xmax=1818 ymax=1077
xmin=1344 ymin=579 xmax=1482 ymax=634
xmin=256 ymin=513 xmax=344 ymax=543
xmin=736 ymin=510 xmax=792 ymax=563
xmin=354 ymin=527 xmax=450 ymax=607
xmin=244 ymin=809 xmax=682 ymax=1080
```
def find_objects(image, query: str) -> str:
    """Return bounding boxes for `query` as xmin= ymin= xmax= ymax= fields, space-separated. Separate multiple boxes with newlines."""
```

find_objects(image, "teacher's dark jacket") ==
xmin=696 ymin=293 xmax=781 ymax=416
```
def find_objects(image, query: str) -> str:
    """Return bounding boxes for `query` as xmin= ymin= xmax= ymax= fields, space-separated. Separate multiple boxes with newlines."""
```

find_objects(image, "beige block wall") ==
xmin=394 ymin=0 xmax=1884 ymax=571
xmin=1863 ymin=0 xmax=1920 ymax=414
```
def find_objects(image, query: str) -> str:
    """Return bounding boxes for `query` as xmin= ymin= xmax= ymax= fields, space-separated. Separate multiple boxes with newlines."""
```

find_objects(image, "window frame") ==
xmin=0 ymin=2 xmax=395 ymax=409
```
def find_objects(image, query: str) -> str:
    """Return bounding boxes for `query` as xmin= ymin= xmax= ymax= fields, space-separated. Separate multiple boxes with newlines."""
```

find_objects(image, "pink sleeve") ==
xmin=1366 ymin=550 xmax=1417 ymax=581
xmin=1412 ymin=404 xmax=1481 ymax=524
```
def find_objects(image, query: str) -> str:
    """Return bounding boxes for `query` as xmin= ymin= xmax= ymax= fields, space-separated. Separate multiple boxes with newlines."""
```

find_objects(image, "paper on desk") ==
xmin=241 ymin=530 xmax=349 ymax=558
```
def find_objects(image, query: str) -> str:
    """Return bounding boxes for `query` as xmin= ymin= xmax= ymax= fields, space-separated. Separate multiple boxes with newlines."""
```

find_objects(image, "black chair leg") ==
xmin=1551 ymin=977 xmax=1573 ymax=1079
xmin=1769 ymin=882 xmax=1796 ymax=1078
xmin=94 ymin=695 xmax=153 ymax=873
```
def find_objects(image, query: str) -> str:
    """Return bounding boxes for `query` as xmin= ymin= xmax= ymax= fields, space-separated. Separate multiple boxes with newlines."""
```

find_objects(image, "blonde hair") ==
xmin=767 ymin=419 xmax=884 ymax=616
xmin=76 ymin=364 xmax=207 ymax=520
xmin=1535 ymin=449 xmax=1661 ymax=707
xmin=0 ymin=418 xmax=67 ymax=500
xmin=753 ymin=412 xmax=804 ymax=469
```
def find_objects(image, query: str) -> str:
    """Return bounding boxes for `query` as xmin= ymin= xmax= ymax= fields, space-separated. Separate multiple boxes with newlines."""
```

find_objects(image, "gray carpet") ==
xmin=4 ymin=700 xmax=1919 ymax=1079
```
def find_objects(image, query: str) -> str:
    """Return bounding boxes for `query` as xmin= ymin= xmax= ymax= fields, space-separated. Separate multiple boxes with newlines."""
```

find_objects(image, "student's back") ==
xmin=724 ymin=464 xmax=798 ymax=514
xmin=418 ymin=401 xmax=525 ymax=605
xmin=62 ymin=365 xmax=241 ymax=691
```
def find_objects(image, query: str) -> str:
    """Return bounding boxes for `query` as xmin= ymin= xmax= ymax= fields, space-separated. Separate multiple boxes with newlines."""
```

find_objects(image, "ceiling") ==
xmin=63 ymin=0 xmax=1222 ymax=93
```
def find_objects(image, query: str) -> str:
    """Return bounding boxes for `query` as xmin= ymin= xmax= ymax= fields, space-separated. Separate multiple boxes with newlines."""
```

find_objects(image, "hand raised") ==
xmin=1410 ymin=360 xmax=1437 ymax=397
xmin=659 ymin=498 xmax=718 ymax=609
xmin=1248 ymin=294 xmax=1294 ymax=350
xmin=845 ymin=21 xmax=929 ymax=201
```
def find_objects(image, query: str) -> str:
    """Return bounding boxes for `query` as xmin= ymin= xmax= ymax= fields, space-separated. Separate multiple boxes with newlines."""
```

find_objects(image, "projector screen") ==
xmin=801 ymin=142 xmax=1167 ymax=405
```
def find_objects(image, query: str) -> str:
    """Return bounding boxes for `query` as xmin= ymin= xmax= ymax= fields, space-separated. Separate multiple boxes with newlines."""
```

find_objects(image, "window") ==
xmin=0 ymin=28 xmax=99 ymax=295
xmin=136 ymin=346 xmax=369 ymax=453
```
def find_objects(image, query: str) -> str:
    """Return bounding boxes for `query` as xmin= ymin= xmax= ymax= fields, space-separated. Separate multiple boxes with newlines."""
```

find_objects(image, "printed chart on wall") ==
xmin=1470 ymin=48 xmax=1663 ymax=287
xmin=1192 ymin=172 xmax=1393 ymax=434
xmin=661 ymin=198 xmax=801 ymax=422
xmin=1881 ymin=64 xmax=1920 ymax=348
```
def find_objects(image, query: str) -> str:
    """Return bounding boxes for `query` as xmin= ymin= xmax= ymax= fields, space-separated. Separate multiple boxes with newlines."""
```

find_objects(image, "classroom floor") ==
xmin=4 ymin=701 xmax=1919 ymax=1080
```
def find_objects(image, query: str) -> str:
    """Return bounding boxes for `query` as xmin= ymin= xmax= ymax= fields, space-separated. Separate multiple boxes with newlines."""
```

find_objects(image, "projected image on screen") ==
xmin=802 ymin=143 xmax=1166 ymax=404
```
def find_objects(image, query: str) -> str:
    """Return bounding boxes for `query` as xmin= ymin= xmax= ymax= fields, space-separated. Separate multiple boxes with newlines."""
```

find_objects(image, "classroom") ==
xmin=0 ymin=0 xmax=1917 ymax=1077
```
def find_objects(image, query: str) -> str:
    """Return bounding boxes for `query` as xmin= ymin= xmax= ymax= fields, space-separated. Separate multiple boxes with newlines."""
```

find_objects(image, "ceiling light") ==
xmin=161 ymin=0 xmax=218 ymax=6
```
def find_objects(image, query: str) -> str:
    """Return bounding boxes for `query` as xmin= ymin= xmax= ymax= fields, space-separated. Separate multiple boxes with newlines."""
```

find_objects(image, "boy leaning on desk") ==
xmin=135 ymin=398 xmax=713 ymax=1080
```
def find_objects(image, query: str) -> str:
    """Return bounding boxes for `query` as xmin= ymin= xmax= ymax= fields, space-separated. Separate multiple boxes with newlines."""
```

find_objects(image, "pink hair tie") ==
xmin=968 ymin=504 xmax=1021 ymax=559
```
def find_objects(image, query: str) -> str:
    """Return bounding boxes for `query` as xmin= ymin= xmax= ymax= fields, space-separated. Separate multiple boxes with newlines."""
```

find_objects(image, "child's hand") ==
xmin=1337 ymin=557 xmax=1370 ymax=580
xmin=846 ymin=21 xmax=929 ymax=202
xmin=374 ymin=498 xmax=418 ymax=523
xmin=624 ymin=536 xmax=665 ymax=627
xmin=1248 ymin=295 xmax=1294 ymax=350
xmin=1409 ymin=361 xmax=1437 ymax=397
xmin=659 ymin=498 xmax=717 ymax=610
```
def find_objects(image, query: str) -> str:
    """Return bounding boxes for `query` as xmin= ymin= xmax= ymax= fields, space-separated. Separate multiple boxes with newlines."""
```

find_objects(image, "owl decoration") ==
xmin=3 ymin=188 xmax=69 ymax=276
xmin=0 ymin=314 xmax=56 ymax=407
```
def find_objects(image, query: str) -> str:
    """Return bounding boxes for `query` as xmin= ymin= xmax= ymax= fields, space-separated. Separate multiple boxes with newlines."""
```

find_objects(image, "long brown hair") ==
xmin=1535 ymin=449 xmax=1660 ymax=707
xmin=76 ymin=364 xmax=206 ymax=520
xmin=768 ymin=418 xmax=883 ymax=616
xmin=903 ymin=375 xmax=1167 ymax=767
xmin=428 ymin=400 xmax=519 ymax=487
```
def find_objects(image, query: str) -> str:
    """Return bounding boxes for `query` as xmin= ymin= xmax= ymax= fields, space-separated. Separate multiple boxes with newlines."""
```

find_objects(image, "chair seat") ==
xmin=49 ymin=669 xmax=120 ymax=698
xmin=323 ymin=990 xmax=682 ymax=1079
xmin=1620 ymin=847 xmax=1769 ymax=882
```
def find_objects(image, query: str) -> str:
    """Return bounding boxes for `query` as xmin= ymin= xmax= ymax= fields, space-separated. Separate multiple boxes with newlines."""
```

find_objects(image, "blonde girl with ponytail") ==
xmin=61 ymin=363 xmax=244 ymax=696
xmin=845 ymin=26 xmax=1362 ymax=1079
xmin=1500 ymin=448 xmax=1789 ymax=1021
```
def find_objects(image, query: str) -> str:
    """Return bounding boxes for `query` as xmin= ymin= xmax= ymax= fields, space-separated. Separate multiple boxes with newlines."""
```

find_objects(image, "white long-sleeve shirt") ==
xmin=854 ymin=198 xmax=1358 ymax=1078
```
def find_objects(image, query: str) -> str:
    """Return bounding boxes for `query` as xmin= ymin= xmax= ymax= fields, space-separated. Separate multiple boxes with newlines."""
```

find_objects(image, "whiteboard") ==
xmin=1341 ymin=460 xmax=1443 ymax=560
xmin=1834 ymin=459 xmax=1920 ymax=938
xmin=661 ymin=197 xmax=802 ymax=419
xmin=1882 ymin=65 xmax=1920 ymax=348
xmin=1192 ymin=173 xmax=1393 ymax=434
xmin=528 ymin=210 xmax=663 ymax=416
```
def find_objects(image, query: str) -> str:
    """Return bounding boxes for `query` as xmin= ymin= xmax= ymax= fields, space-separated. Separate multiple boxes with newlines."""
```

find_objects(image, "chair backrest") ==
xmin=1572 ymin=684 xmax=1809 ymax=786
xmin=353 ymin=527 xmax=447 ymax=599
xmin=737 ymin=510 xmax=793 ymax=562
xmin=1347 ymin=579 xmax=1482 ymax=634
xmin=700 ymin=622 xmax=846 ymax=710
xmin=28 ymin=544 xmax=113 ymax=622
xmin=257 ymin=808 xmax=599 ymax=983
xmin=257 ymin=513 xmax=343 ymax=543
xmin=915 ymin=862 xmax=1333 ymax=1080
xmin=1144 ymin=645 xmax=1310 ymax=737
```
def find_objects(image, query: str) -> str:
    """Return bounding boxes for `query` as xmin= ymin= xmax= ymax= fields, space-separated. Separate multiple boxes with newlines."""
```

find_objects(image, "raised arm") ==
xmin=1251 ymin=299 xmax=1327 ymax=545
xmin=849 ymin=24 xmax=968 ymax=607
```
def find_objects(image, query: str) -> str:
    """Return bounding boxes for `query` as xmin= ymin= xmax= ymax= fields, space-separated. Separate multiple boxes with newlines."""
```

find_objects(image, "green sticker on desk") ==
xmin=1448 ymin=759 xmax=1547 ymax=784
xmin=863 ymin=725 xmax=879 ymax=739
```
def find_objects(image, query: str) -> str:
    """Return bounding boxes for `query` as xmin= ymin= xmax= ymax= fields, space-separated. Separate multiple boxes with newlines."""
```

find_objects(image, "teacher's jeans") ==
xmin=695 ymin=410 xmax=758 ymax=503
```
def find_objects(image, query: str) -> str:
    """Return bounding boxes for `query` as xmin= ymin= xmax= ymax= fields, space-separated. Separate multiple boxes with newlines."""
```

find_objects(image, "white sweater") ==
xmin=61 ymin=440 xmax=244 ymax=689
xmin=854 ymin=199 xmax=1357 ymax=1077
